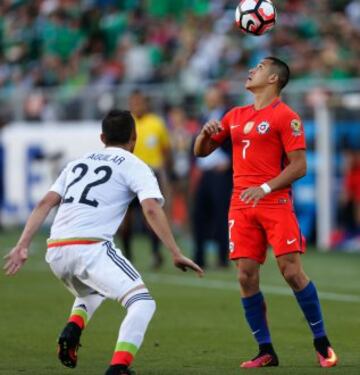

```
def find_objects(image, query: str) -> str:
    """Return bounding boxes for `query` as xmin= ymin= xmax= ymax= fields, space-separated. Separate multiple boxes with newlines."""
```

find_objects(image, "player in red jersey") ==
xmin=194 ymin=57 xmax=338 ymax=368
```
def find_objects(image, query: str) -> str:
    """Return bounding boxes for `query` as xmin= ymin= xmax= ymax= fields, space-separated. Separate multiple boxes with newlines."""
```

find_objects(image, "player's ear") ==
xmin=268 ymin=73 xmax=278 ymax=85
xmin=100 ymin=133 xmax=106 ymax=145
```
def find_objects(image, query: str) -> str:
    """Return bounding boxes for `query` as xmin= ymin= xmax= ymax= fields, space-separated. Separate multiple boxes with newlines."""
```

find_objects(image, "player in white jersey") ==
xmin=4 ymin=110 xmax=203 ymax=375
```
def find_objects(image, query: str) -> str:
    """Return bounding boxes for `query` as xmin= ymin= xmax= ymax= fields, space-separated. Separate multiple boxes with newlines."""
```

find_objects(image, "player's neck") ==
xmin=253 ymin=91 xmax=279 ymax=111
xmin=105 ymin=143 xmax=133 ymax=152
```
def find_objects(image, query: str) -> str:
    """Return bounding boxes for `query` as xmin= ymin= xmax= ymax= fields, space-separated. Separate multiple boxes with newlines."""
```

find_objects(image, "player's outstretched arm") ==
xmin=194 ymin=120 xmax=222 ymax=157
xmin=3 ymin=191 xmax=61 ymax=276
xmin=141 ymin=198 xmax=204 ymax=277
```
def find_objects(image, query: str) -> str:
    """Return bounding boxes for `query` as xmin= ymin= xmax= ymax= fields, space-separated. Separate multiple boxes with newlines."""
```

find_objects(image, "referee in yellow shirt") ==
xmin=119 ymin=90 xmax=172 ymax=268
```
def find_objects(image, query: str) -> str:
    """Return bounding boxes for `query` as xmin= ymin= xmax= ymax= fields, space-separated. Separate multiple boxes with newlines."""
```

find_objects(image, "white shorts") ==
xmin=45 ymin=241 xmax=144 ymax=301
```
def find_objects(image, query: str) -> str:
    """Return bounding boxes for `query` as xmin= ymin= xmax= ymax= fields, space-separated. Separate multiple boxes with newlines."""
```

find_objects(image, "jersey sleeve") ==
xmin=210 ymin=108 xmax=233 ymax=144
xmin=49 ymin=164 xmax=70 ymax=197
xmin=279 ymin=110 xmax=306 ymax=153
xmin=127 ymin=160 xmax=165 ymax=206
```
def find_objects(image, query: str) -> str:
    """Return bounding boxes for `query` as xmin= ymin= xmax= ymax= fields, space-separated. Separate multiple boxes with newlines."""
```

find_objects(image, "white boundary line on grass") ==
xmin=145 ymin=274 xmax=360 ymax=303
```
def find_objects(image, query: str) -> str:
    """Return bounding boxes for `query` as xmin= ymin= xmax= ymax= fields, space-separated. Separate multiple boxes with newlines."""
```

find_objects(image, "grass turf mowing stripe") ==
xmin=145 ymin=274 xmax=360 ymax=303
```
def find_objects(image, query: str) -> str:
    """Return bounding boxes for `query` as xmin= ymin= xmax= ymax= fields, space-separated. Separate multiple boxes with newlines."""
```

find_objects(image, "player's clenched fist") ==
xmin=201 ymin=120 xmax=223 ymax=137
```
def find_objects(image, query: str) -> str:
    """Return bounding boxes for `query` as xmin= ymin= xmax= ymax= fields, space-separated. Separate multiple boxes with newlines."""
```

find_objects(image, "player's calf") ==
xmin=107 ymin=291 xmax=155 ymax=372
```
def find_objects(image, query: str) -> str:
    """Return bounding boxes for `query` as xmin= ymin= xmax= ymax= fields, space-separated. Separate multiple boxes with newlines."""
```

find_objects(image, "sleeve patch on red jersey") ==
xmin=290 ymin=119 xmax=302 ymax=136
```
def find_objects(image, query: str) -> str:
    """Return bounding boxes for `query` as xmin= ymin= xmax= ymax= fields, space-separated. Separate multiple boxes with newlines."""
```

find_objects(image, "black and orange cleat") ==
xmin=314 ymin=336 xmax=338 ymax=368
xmin=57 ymin=322 xmax=82 ymax=368
xmin=240 ymin=352 xmax=279 ymax=368
xmin=104 ymin=364 xmax=136 ymax=375
xmin=240 ymin=343 xmax=279 ymax=368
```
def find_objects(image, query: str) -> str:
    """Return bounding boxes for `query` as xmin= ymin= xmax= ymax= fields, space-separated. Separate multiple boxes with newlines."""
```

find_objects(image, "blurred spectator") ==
xmin=346 ymin=0 xmax=360 ymax=30
xmin=118 ymin=90 xmax=171 ymax=268
xmin=122 ymin=32 xmax=156 ymax=83
xmin=340 ymin=148 xmax=360 ymax=235
xmin=24 ymin=91 xmax=56 ymax=122
xmin=192 ymin=86 xmax=232 ymax=268
xmin=167 ymin=105 xmax=199 ymax=234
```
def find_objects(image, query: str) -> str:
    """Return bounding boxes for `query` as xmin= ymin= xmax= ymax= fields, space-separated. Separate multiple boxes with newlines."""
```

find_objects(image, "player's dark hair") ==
xmin=265 ymin=56 xmax=290 ymax=90
xmin=102 ymin=109 xmax=135 ymax=145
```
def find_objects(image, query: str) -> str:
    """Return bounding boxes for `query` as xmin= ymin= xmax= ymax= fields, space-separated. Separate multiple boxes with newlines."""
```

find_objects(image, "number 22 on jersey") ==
xmin=63 ymin=163 xmax=113 ymax=207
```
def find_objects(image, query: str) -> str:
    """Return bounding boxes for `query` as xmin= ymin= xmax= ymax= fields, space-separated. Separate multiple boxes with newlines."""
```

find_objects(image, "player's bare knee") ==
xmin=238 ymin=269 xmax=258 ymax=290
xmin=281 ymin=265 xmax=304 ymax=290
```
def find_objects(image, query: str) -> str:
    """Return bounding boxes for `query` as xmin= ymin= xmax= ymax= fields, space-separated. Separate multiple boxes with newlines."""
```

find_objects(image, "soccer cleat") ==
xmin=316 ymin=347 xmax=338 ymax=368
xmin=104 ymin=364 xmax=136 ymax=375
xmin=314 ymin=336 xmax=338 ymax=368
xmin=240 ymin=352 xmax=279 ymax=368
xmin=57 ymin=322 xmax=82 ymax=368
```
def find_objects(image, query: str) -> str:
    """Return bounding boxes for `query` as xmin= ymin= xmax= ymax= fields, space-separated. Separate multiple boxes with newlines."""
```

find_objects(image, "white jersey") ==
xmin=49 ymin=147 xmax=164 ymax=241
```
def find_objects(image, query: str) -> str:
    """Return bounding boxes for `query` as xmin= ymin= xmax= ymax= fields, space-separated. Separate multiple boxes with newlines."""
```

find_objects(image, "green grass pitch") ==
xmin=1 ymin=228 xmax=360 ymax=374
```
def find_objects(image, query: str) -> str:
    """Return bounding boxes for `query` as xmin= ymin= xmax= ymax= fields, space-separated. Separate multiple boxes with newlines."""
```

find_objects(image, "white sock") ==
xmin=110 ymin=290 xmax=156 ymax=366
xmin=69 ymin=293 xmax=105 ymax=328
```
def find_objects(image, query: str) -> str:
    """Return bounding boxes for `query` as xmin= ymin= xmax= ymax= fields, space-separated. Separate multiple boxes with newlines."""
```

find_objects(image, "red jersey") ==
xmin=212 ymin=98 xmax=306 ymax=208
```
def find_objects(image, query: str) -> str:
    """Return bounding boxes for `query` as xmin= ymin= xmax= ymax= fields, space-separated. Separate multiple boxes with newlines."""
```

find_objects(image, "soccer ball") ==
xmin=235 ymin=0 xmax=276 ymax=36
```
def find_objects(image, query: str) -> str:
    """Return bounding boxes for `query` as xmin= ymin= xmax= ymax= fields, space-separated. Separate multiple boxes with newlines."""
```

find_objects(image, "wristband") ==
xmin=260 ymin=183 xmax=272 ymax=194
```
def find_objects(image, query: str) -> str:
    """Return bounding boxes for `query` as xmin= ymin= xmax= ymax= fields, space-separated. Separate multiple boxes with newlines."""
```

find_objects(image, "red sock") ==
xmin=68 ymin=314 xmax=86 ymax=330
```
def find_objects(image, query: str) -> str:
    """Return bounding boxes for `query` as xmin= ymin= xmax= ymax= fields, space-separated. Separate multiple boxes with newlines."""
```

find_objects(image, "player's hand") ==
xmin=201 ymin=120 xmax=223 ymax=137
xmin=173 ymin=254 xmax=204 ymax=277
xmin=240 ymin=186 xmax=267 ymax=207
xmin=3 ymin=246 xmax=28 ymax=276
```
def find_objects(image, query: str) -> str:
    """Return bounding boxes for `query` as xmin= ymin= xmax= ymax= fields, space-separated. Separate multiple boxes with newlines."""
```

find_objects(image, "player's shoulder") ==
xmin=123 ymin=150 xmax=153 ymax=173
xmin=224 ymin=104 xmax=250 ymax=118
xmin=275 ymin=102 xmax=304 ymax=135
xmin=123 ymin=153 xmax=156 ymax=183
xmin=276 ymin=101 xmax=300 ymax=119
xmin=145 ymin=113 xmax=166 ymax=126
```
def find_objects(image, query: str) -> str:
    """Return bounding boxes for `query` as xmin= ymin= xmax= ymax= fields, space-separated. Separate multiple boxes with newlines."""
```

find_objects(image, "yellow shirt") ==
xmin=133 ymin=113 xmax=170 ymax=169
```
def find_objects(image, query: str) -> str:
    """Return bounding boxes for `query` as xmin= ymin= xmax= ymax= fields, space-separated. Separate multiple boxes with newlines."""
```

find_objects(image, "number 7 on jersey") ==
xmin=242 ymin=140 xmax=250 ymax=159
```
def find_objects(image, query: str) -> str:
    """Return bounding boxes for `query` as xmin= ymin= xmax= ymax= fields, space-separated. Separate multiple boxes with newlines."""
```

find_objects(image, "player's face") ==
xmin=245 ymin=60 xmax=274 ymax=91
xmin=129 ymin=94 xmax=147 ymax=118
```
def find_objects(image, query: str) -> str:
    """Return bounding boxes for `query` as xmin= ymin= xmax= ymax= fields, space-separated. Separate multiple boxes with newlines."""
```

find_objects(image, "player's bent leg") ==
xmin=236 ymin=259 xmax=279 ymax=368
xmin=237 ymin=258 xmax=261 ymax=297
xmin=58 ymin=293 xmax=105 ymax=368
xmin=277 ymin=252 xmax=309 ymax=291
xmin=105 ymin=286 xmax=156 ymax=375
xmin=277 ymin=253 xmax=338 ymax=367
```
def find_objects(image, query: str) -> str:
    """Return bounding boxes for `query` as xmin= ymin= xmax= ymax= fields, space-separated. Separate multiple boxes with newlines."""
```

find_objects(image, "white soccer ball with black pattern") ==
xmin=235 ymin=0 xmax=276 ymax=36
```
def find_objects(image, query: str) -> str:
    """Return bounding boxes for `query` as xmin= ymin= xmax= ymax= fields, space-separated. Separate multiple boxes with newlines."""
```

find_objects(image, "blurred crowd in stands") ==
xmin=0 ymin=0 xmax=359 ymax=93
